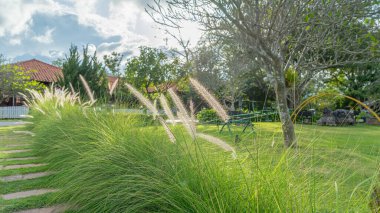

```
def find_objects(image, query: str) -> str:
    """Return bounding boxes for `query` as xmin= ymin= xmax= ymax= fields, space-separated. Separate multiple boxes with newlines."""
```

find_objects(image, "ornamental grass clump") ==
xmin=23 ymin=87 xmax=377 ymax=212
xmin=21 ymin=85 xmax=81 ymax=116
xmin=25 ymin=87 xmax=307 ymax=212
xmin=29 ymin=109 xmax=305 ymax=212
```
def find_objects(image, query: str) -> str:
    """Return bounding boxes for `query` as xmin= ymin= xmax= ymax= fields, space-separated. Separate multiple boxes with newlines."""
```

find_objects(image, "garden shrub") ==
xmin=196 ymin=108 xmax=221 ymax=124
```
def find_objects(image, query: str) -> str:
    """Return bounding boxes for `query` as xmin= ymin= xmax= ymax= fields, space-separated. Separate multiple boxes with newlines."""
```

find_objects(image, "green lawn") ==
xmin=198 ymin=122 xmax=380 ymax=205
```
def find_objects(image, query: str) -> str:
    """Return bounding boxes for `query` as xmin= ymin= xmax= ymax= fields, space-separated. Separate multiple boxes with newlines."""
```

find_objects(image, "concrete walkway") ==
xmin=1 ymin=172 xmax=52 ymax=182
xmin=0 ymin=121 xmax=27 ymax=127
xmin=1 ymin=189 xmax=58 ymax=200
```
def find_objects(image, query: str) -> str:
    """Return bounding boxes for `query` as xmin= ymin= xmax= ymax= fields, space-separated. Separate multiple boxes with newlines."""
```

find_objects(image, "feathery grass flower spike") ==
xmin=159 ymin=94 xmax=176 ymax=126
xmin=125 ymin=82 xmax=176 ymax=143
xmin=79 ymin=74 xmax=96 ymax=104
xmin=69 ymin=82 xmax=76 ymax=95
xmin=197 ymin=133 xmax=236 ymax=157
xmin=168 ymin=88 xmax=196 ymax=139
xmin=109 ymin=78 xmax=119 ymax=95
xmin=189 ymin=78 xmax=229 ymax=122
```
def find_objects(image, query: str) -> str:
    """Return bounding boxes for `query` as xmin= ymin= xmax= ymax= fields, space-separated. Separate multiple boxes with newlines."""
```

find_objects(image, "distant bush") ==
xmin=124 ymin=113 xmax=157 ymax=126
xmin=196 ymin=108 xmax=221 ymax=123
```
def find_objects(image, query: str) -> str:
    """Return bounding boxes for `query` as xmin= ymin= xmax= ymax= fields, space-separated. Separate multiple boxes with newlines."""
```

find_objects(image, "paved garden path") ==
xmin=0 ymin=121 xmax=27 ymax=127
xmin=0 ymin=126 xmax=69 ymax=213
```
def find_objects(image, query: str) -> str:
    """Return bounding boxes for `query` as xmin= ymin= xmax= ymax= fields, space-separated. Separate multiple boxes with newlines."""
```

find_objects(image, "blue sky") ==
xmin=0 ymin=0 xmax=201 ymax=64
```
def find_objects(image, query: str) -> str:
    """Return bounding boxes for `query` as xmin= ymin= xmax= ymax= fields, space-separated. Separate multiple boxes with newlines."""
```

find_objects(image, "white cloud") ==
xmin=9 ymin=38 xmax=22 ymax=46
xmin=71 ymin=1 xmax=147 ymax=39
xmin=32 ymin=28 xmax=55 ymax=44
xmin=87 ymin=43 xmax=97 ymax=56
xmin=0 ymin=0 xmax=67 ymax=37
xmin=1 ymin=0 xmax=203 ymax=61
xmin=48 ymin=50 xmax=64 ymax=58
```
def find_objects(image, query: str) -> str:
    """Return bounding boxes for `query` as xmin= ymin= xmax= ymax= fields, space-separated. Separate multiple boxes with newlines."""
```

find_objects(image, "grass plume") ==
xmin=79 ymin=74 xmax=95 ymax=104
xmin=196 ymin=133 xmax=236 ymax=155
xmin=189 ymin=78 xmax=229 ymax=122
xmin=159 ymin=94 xmax=176 ymax=126
xmin=125 ymin=82 xmax=176 ymax=143
xmin=168 ymin=88 xmax=196 ymax=139
xmin=21 ymin=86 xmax=80 ymax=115
xmin=153 ymin=99 xmax=158 ymax=120
xmin=109 ymin=78 xmax=119 ymax=95
xmin=189 ymin=98 xmax=195 ymax=121
xmin=69 ymin=83 xmax=76 ymax=95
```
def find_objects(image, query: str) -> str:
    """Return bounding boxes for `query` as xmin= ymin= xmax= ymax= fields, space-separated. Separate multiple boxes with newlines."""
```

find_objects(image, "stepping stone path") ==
xmin=4 ymin=144 xmax=29 ymax=148
xmin=1 ymin=157 xmax=38 ymax=162
xmin=1 ymin=189 xmax=58 ymax=200
xmin=0 ymin=129 xmax=69 ymax=213
xmin=1 ymin=172 xmax=52 ymax=182
xmin=0 ymin=149 xmax=32 ymax=154
xmin=0 ymin=163 xmax=47 ymax=170
xmin=13 ymin=205 xmax=70 ymax=213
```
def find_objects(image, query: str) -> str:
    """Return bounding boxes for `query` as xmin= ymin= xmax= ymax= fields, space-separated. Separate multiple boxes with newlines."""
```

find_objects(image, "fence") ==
xmin=111 ymin=108 xmax=165 ymax=115
xmin=0 ymin=106 xmax=29 ymax=119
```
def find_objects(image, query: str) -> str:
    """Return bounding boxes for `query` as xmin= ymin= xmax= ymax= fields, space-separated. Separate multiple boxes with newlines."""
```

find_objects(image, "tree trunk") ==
xmin=230 ymin=101 xmax=235 ymax=111
xmin=238 ymin=97 xmax=243 ymax=111
xmin=274 ymin=78 xmax=297 ymax=148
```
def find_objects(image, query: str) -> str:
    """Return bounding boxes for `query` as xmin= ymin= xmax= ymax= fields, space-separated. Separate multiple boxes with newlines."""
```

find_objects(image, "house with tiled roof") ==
xmin=1 ymin=59 xmax=63 ymax=107
xmin=15 ymin=59 xmax=63 ymax=85
xmin=1 ymin=59 xmax=120 ymax=106
xmin=16 ymin=59 xmax=120 ymax=88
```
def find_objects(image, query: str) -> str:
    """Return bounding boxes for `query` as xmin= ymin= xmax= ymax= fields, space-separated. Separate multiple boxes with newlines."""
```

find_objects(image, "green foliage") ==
xmin=103 ymin=52 xmax=123 ymax=77
xmin=326 ymin=63 xmax=380 ymax=106
xmin=58 ymin=45 xmax=108 ymax=102
xmin=285 ymin=66 xmax=299 ymax=88
xmin=125 ymin=46 xmax=186 ymax=97
xmin=196 ymin=108 xmax=220 ymax=123
xmin=51 ymin=58 xmax=64 ymax=68
xmin=0 ymin=58 xmax=45 ymax=100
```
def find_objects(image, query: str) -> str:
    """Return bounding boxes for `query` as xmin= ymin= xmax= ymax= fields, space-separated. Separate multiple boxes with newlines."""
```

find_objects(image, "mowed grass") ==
xmin=198 ymin=122 xmax=380 ymax=208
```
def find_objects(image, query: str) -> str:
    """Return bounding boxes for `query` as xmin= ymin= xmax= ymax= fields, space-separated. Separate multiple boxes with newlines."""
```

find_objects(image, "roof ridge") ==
xmin=28 ymin=59 xmax=62 ymax=69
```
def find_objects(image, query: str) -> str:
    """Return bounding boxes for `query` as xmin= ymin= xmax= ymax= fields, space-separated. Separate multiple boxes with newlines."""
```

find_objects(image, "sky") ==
xmin=0 ymin=0 xmax=202 ymax=64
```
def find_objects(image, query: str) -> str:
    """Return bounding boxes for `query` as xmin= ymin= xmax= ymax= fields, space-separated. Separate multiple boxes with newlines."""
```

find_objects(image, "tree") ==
xmin=103 ymin=52 xmax=123 ymax=77
xmin=125 ymin=46 xmax=186 ymax=97
xmin=52 ymin=58 xmax=65 ymax=68
xmin=191 ymin=43 xmax=226 ymax=99
xmin=148 ymin=0 xmax=379 ymax=147
xmin=58 ymin=45 xmax=108 ymax=102
xmin=326 ymin=63 xmax=380 ymax=106
xmin=0 ymin=55 xmax=45 ymax=106
xmin=192 ymin=39 xmax=254 ymax=111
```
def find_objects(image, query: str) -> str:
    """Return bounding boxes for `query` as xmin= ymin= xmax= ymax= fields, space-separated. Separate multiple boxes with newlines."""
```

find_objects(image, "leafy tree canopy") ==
xmin=0 ymin=55 xmax=45 ymax=103
xmin=125 ymin=46 xmax=186 ymax=97
xmin=58 ymin=45 xmax=108 ymax=102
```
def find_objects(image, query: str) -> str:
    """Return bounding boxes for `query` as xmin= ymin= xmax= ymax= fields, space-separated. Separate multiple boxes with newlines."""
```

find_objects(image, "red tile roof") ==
xmin=15 ymin=59 xmax=119 ymax=87
xmin=147 ymin=82 xmax=177 ymax=93
xmin=107 ymin=76 xmax=119 ymax=89
xmin=15 ymin=59 xmax=63 ymax=83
